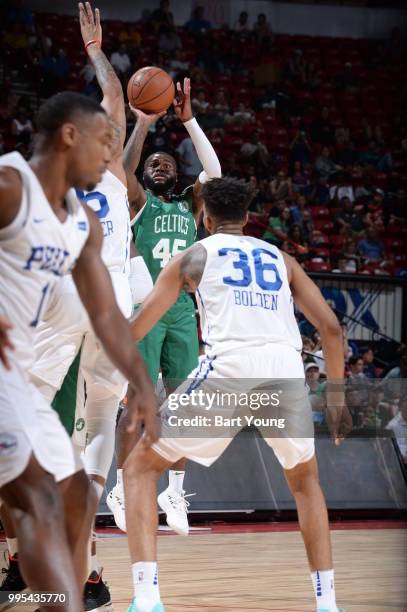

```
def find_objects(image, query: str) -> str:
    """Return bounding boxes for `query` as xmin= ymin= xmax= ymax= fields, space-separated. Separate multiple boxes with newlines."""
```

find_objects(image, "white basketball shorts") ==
xmin=151 ymin=344 xmax=315 ymax=471
xmin=0 ymin=356 xmax=82 ymax=491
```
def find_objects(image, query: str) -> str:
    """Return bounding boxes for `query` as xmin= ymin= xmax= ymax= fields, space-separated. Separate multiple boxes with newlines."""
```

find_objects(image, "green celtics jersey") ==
xmin=133 ymin=188 xmax=196 ymax=283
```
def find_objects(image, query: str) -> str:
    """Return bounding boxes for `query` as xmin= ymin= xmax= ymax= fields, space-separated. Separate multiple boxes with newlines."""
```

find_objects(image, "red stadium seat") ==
xmin=307 ymin=260 xmax=332 ymax=272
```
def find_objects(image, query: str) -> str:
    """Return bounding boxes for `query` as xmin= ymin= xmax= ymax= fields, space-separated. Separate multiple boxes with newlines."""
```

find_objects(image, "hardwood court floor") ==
xmin=2 ymin=523 xmax=406 ymax=612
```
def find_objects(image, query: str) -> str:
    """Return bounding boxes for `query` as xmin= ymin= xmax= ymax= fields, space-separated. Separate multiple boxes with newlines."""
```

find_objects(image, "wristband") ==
xmin=85 ymin=39 xmax=100 ymax=51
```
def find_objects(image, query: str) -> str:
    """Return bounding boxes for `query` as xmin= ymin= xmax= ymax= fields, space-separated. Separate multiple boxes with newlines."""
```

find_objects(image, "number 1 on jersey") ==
xmin=152 ymin=238 xmax=186 ymax=268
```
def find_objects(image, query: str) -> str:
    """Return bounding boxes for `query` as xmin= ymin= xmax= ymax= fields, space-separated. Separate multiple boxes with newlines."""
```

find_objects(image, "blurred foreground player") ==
xmin=107 ymin=77 xmax=221 ymax=536
xmin=0 ymin=4 xmax=154 ymax=611
xmin=0 ymin=91 xmax=156 ymax=611
xmin=124 ymin=178 xmax=349 ymax=612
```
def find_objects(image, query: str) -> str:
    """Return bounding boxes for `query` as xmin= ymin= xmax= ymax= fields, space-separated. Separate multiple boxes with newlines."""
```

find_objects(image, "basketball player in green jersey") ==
xmin=107 ymin=78 xmax=221 ymax=536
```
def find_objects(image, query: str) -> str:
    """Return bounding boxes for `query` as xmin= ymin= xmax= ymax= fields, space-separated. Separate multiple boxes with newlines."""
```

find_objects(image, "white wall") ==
xmin=27 ymin=0 xmax=407 ymax=39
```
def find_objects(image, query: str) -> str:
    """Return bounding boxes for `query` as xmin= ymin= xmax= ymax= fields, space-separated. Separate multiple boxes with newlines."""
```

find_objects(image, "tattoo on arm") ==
xmin=88 ymin=46 xmax=121 ymax=94
xmin=179 ymin=244 xmax=207 ymax=290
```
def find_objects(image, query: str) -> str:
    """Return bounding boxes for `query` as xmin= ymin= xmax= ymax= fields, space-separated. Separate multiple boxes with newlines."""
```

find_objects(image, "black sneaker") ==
xmin=83 ymin=570 xmax=113 ymax=612
xmin=0 ymin=554 xmax=27 ymax=610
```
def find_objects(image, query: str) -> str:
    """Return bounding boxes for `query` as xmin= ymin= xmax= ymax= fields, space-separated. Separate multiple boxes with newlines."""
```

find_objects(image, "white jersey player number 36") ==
xmin=152 ymin=238 xmax=187 ymax=268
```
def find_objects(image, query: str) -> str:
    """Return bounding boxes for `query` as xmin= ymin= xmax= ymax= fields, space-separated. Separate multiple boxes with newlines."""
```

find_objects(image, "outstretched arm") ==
xmin=130 ymin=243 xmax=206 ymax=340
xmin=173 ymin=78 xmax=221 ymax=221
xmin=124 ymin=106 xmax=165 ymax=216
xmin=284 ymin=252 xmax=352 ymax=444
xmin=79 ymin=2 xmax=126 ymax=168
xmin=72 ymin=207 xmax=157 ymax=442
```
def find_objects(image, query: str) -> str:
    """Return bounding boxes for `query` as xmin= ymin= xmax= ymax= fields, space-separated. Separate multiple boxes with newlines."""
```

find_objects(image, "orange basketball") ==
xmin=127 ymin=67 xmax=175 ymax=114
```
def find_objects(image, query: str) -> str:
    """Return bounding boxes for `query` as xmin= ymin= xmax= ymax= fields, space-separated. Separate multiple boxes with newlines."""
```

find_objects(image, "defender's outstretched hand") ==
xmin=173 ymin=77 xmax=193 ymax=123
xmin=79 ymin=1 xmax=102 ymax=46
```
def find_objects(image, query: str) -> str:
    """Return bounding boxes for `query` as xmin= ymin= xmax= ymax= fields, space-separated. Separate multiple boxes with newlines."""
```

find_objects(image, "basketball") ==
xmin=127 ymin=66 xmax=175 ymax=114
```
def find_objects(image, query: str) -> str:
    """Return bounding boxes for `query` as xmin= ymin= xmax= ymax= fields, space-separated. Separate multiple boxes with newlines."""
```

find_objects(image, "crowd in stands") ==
xmin=1 ymin=1 xmax=406 ymax=276
xmin=301 ymin=322 xmax=407 ymax=461
xmin=0 ymin=1 xmax=406 ymax=456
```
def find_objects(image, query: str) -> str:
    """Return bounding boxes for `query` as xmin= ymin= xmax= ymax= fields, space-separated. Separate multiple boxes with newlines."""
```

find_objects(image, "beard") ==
xmin=144 ymin=173 xmax=177 ymax=196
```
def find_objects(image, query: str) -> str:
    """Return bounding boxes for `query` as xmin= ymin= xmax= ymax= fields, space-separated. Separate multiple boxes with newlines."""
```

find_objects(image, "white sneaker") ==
xmin=157 ymin=487 xmax=195 ymax=536
xmin=106 ymin=485 xmax=126 ymax=532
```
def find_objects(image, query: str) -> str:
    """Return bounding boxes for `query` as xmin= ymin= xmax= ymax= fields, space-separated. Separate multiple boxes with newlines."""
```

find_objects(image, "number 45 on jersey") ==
xmin=152 ymin=238 xmax=187 ymax=268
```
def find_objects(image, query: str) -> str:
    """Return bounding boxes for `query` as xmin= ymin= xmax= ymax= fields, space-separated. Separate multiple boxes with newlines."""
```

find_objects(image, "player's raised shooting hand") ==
xmin=325 ymin=386 xmax=353 ymax=446
xmin=0 ymin=315 xmax=14 ymax=370
xmin=173 ymin=77 xmax=193 ymax=123
xmin=128 ymin=104 xmax=166 ymax=128
xmin=79 ymin=2 xmax=102 ymax=47
xmin=126 ymin=386 xmax=160 ymax=447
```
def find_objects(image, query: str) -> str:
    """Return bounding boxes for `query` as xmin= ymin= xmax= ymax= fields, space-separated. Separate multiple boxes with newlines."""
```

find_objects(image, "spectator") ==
xmin=11 ymin=106 xmax=33 ymax=144
xmin=335 ymin=61 xmax=358 ymax=92
xmin=348 ymin=356 xmax=366 ymax=379
xmin=118 ymin=24 xmax=142 ymax=51
xmin=240 ymin=131 xmax=269 ymax=170
xmin=382 ymin=354 xmax=407 ymax=382
xmin=339 ymin=239 xmax=360 ymax=273
xmin=329 ymin=174 xmax=355 ymax=203
xmin=212 ymin=90 xmax=230 ymax=118
xmin=334 ymin=197 xmax=354 ymax=234
xmin=386 ymin=395 xmax=407 ymax=462
xmin=309 ymin=176 xmax=330 ymax=206
xmin=151 ymin=0 xmax=174 ymax=32
xmin=158 ymin=25 xmax=182 ymax=55
xmin=175 ymin=136 xmax=203 ymax=188
xmin=110 ymin=44 xmax=131 ymax=77
xmin=185 ymin=6 xmax=212 ymax=33
xmin=311 ymin=107 xmax=335 ymax=145
xmin=305 ymin=362 xmax=326 ymax=425
xmin=290 ymin=129 xmax=312 ymax=165
xmin=263 ymin=207 xmax=290 ymax=247
xmin=253 ymin=13 xmax=271 ymax=44
xmin=360 ymin=347 xmax=377 ymax=379
xmin=226 ymin=102 xmax=255 ymax=126
xmin=191 ymin=89 xmax=210 ymax=115
xmin=168 ymin=49 xmax=190 ymax=79
xmin=302 ymin=336 xmax=314 ymax=362
xmin=291 ymin=161 xmax=311 ymax=194
xmin=380 ymin=354 xmax=407 ymax=401
xmin=270 ymin=170 xmax=292 ymax=202
xmin=290 ymin=194 xmax=307 ymax=224
xmin=359 ymin=140 xmax=381 ymax=168
xmin=358 ymin=227 xmax=385 ymax=262
xmin=234 ymin=11 xmax=250 ymax=32
xmin=315 ymin=146 xmax=340 ymax=179
xmin=301 ymin=209 xmax=315 ymax=243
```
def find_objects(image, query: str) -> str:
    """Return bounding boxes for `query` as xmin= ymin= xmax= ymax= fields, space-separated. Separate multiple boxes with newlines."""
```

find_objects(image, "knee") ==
xmin=12 ymin=473 xmax=62 ymax=527
xmin=285 ymin=458 xmax=320 ymax=497
xmin=123 ymin=447 xmax=160 ymax=484
xmin=65 ymin=472 xmax=97 ymax=522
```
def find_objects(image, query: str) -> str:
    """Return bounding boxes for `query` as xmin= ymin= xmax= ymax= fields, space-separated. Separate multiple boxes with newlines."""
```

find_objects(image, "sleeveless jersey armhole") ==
xmin=0 ymin=178 xmax=28 ymax=240
xmin=131 ymin=196 xmax=149 ymax=227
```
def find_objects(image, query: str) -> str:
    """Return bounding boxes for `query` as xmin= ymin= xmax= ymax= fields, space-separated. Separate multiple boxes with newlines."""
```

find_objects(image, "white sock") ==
xmin=91 ymin=553 xmax=99 ymax=576
xmin=6 ymin=538 xmax=18 ymax=558
xmin=116 ymin=468 xmax=123 ymax=491
xmin=132 ymin=562 xmax=160 ymax=610
xmin=311 ymin=569 xmax=337 ymax=611
xmin=168 ymin=470 xmax=185 ymax=494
